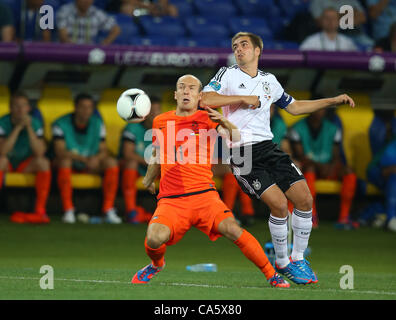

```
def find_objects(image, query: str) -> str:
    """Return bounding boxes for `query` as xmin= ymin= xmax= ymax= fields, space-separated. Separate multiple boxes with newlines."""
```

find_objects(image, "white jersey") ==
xmin=203 ymin=65 xmax=295 ymax=147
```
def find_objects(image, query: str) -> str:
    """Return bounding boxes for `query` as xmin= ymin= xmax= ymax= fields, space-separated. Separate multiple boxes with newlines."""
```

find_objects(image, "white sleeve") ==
xmin=299 ymin=35 xmax=320 ymax=51
xmin=271 ymin=74 xmax=295 ymax=109
xmin=202 ymin=67 xmax=229 ymax=95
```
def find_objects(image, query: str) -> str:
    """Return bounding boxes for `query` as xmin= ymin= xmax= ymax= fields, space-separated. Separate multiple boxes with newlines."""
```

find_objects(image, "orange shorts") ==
xmin=8 ymin=157 xmax=33 ymax=173
xmin=149 ymin=190 xmax=234 ymax=246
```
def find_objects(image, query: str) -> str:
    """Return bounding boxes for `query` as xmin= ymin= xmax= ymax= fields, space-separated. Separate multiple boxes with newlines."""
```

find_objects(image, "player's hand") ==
xmin=203 ymin=105 xmax=225 ymax=124
xmin=147 ymin=182 xmax=156 ymax=195
xmin=333 ymin=94 xmax=355 ymax=108
xmin=241 ymin=96 xmax=260 ymax=109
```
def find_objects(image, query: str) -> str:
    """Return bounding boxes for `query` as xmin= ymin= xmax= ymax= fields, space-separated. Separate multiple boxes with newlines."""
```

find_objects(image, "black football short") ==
xmin=230 ymin=140 xmax=305 ymax=199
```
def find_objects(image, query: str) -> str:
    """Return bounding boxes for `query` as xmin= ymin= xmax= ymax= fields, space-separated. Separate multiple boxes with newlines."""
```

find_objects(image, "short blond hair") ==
xmin=231 ymin=32 xmax=263 ymax=57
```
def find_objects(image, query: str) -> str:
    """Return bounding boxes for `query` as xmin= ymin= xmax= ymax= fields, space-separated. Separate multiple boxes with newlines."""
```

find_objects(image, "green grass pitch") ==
xmin=0 ymin=215 xmax=395 ymax=300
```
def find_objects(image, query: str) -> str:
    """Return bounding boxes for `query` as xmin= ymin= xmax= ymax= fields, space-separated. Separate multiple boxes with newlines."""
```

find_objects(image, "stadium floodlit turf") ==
xmin=0 ymin=214 xmax=395 ymax=300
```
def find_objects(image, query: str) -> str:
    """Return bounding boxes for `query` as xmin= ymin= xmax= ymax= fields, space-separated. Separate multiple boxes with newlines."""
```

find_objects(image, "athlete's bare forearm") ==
xmin=286 ymin=94 xmax=355 ymax=115
xmin=142 ymin=149 xmax=160 ymax=188
xmin=201 ymin=91 xmax=259 ymax=108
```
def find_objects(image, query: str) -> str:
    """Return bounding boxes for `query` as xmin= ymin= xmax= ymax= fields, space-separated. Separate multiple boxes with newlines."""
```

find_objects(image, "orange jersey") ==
xmin=152 ymin=110 xmax=220 ymax=199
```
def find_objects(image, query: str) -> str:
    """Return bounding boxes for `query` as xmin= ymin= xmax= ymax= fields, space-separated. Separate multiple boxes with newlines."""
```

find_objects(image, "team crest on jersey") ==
xmin=209 ymin=81 xmax=221 ymax=91
xmin=252 ymin=179 xmax=261 ymax=191
xmin=263 ymin=82 xmax=271 ymax=94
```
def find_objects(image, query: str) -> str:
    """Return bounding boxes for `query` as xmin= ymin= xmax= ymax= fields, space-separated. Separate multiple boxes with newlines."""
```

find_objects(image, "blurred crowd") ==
xmin=0 ymin=0 xmax=395 ymax=52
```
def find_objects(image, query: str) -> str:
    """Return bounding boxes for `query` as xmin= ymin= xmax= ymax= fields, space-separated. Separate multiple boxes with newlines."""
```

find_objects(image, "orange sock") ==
xmin=304 ymin=172 xmax=318 ymax=223
xmin=102 ymin=166 xmax=119 ymax=213
xmin=239 ymin=188 xmax=254 ymax=216
xmin=34 ymin=170 xmax=51 ymax=215
xmin=145 ymin=238 xmax=166 ymax=268
xmin=0 ymin=170 xmax=4 ymax=190
xmin=234 ymin=229 xmax=275 ymax=280
xmin=287 ymin=200 xmax=294 ymax=214
xmin=122 ymin=168 xmax=138 ymax=212
xmin=57 ymin=167 xmax=73 ymax=211
xmin=222 ymin=172 xmax=239 ymax=210
xmin=338 ymin=173 xmax=357 ymax=223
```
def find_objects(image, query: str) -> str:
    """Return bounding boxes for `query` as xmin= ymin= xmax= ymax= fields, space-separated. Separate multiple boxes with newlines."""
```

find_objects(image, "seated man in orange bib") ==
xmin=131 ymin=74 xmax=289 ymax=288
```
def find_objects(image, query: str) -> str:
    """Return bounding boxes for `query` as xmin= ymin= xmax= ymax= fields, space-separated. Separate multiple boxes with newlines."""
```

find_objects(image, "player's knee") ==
xmin=34 ymin=156 xmax=50 ymax=171
xmin=270 ymin=198 xmax=288 ymax=217
xmin=57 ymin=157 xmax=72 ymax=168
xmin=146 ymin=224 xmax=170 ymax=248
xmin=218 ymin=218 xmax=243 ymax=241
xmin=295 ymin=192 xmax=313 ymax=211
xmin=104 ymin=156 xmax=118 ymax=168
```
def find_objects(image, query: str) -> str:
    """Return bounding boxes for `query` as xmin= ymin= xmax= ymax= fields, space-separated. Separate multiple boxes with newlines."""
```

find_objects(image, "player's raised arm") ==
xmin=203 ymin=106 xmax=241 ymax=142
xmin=142 ymin=147 xmax=160 ymax=194
xmin=285 ymin=94 xmax=355 ymax=116
xmin=201 ymin=91 xmax=260 ymax=109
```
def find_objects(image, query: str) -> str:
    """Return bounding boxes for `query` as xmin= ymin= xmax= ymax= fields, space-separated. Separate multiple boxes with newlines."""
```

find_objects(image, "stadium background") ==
xmin=0 ymin=0 xmax=396 ymax=300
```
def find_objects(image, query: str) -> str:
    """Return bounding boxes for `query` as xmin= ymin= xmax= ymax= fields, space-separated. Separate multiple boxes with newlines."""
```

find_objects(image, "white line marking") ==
xmin=0 ymin=276 xmax=395 ymax=296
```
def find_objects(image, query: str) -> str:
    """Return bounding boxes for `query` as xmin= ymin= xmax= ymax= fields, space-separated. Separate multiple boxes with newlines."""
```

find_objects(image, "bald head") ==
xmin=176 ymin=74 xmax=203 ymax=92
xmin=174 ymin=74 xmax=203 ymax=115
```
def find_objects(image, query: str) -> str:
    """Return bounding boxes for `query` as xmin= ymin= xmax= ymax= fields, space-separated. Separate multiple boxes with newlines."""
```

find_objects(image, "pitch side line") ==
xmin=0 ymin=276 xmax=395 ymax=296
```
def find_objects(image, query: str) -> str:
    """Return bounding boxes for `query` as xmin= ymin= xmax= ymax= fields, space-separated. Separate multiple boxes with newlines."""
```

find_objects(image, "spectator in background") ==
xmin=374 ymin=21 xmax=396 ymax=52
xmin=149 ymin=0 xmax=178 ymax=17
xmin=0 ymin=91 xmax=51 ymax=224
xmin=309 ymin=0 xmax=373 ymax=48
xmin=367 ymin=137 xmax=396 ymax=232
xmin=119 ymin=96 xmax=162 ymax=224
xmin=0 ymin=2 xmax=15 ymax=42
xmin=107 ymin=0 xmax=177 ymax=17
xmin=14 ymin=0 xmax=51 ymax=42
xmin=360 ymin=109 xmax=396 ymax=231
xmin=52 ymin=93 xmax=122 ymax=224
xmin=300 ymin=8 xmax=358 ymax=51
xmin=367 ymin=0 xmax=396 ymax=42
xmin=289 ymin=109 xmax=358 ymax=229
xmin=57 ymin=0 xmax=120 ymax=45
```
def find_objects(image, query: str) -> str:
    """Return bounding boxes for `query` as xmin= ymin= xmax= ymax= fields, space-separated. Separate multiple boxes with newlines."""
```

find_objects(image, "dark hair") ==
xmin=74 ymin=93 xmax=95 ymax=106
xmin=231 ymin=32 xmax=263 ymax=57
xmin=10 ymin=91 xmax=30 ymax=105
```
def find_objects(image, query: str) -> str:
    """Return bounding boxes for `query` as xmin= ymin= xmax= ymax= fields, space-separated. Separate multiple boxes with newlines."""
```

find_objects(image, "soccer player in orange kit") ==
xmin=131 ymin=74 xmax=289 ymax=288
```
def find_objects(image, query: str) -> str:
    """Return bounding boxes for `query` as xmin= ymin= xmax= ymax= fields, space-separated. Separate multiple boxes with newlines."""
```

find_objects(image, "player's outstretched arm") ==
xmin=286 ymin=94 xmax=355 ymax=115
xmin=203 ymin=106 xmax=241 ymax=142
xmin=142 ymin=147 xmax=160 ymax=194
xmin=201 ymin=91 xmax=260 ymax=109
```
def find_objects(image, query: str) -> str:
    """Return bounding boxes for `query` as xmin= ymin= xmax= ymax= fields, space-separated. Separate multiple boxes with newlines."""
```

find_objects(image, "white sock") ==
xmin=291 ymin=208 xmax=312 ymax=261
xmin=268 ymin=214 xmax=289 ymax=268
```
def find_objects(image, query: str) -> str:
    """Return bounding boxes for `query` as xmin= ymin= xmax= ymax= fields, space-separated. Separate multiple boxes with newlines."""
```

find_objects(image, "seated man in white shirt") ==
xmin=300 ymin=8 xmax=358 ymax=51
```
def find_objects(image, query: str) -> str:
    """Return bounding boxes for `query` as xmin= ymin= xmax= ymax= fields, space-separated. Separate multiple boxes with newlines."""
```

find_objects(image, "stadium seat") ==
xmin=97 ymin=102 xmax=126 ymax=157
xmin=170 ymin=0 xmax=195 ymax=16
xmin=139 ymin=16 xmax=186 ymax=37
xmin=228 ymin=17 xmax=273 ymax=40
xmin=37 ymin=86 xmax=74 ymax=141
xmin=0 ymin=85 xmax=10 ymax=118
xmin=194 ymin=0 xmax=237 ymax=21
xmin=335 ymin=94 xmax=374 ymax=181
xmin=233 ymin=0 xmax=274 ymax=17
xmin=184 ymin=16 xmax=230 ymax=38
xmin=278 ymin=0 xmax=309 ymax=20
xmin=113 ymin=14 xmax=141 ymax=45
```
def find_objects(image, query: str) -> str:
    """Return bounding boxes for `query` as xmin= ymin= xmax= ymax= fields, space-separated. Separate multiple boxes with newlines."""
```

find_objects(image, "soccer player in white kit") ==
xmin=201 ymin=32 xmax=355 ymax=284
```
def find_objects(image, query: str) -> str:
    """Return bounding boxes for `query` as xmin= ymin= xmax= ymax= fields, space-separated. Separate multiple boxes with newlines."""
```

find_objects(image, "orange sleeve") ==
xmin=152 ymin=117 xmax=160 ymax=148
